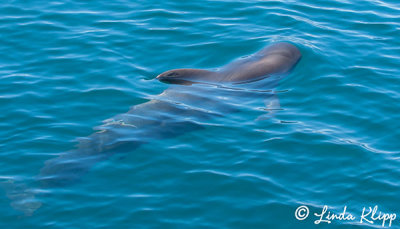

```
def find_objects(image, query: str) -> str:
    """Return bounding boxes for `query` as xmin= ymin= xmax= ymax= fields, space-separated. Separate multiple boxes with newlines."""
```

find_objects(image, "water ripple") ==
xmin=1 ymin=0 xmax=400 ymax=227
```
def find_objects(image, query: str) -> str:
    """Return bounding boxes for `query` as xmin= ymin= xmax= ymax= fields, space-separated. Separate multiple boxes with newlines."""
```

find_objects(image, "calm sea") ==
xmin=1 ymin=0 xmax=399 ymax=228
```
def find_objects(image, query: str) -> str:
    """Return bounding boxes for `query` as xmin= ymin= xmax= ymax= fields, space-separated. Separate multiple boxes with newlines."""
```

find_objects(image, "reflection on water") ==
xmin=1 ymin=0 xmax=399 ymax=227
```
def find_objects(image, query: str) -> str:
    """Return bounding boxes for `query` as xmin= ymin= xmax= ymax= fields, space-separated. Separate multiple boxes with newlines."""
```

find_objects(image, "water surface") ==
xmin=1 ymin=0 xmax=399 ymax=228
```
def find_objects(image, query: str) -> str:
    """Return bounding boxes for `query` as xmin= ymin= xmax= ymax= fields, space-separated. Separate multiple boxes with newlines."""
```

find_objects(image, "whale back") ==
xmin=156 ymin=42 xmax=301 ymax=84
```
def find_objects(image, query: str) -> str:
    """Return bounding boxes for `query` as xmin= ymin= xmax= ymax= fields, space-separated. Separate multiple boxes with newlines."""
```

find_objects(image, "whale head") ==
xmin=156 ymin=42 xmax=301 ymax=85
xmin=156 ymin=68 xmax=216 ymax=85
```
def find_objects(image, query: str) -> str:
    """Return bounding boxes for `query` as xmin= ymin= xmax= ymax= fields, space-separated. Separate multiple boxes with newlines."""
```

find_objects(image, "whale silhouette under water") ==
xmin=1 ymin=42 xmax=301 ymax=215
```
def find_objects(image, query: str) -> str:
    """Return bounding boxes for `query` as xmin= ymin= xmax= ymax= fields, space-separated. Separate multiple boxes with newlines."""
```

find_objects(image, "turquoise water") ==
xmin=1 ymin=0 xmax=400 ymax=228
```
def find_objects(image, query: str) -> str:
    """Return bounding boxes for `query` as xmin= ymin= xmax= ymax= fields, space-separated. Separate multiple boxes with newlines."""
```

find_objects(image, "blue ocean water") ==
xmin=1 ymin=0 xmax=399 ymax=228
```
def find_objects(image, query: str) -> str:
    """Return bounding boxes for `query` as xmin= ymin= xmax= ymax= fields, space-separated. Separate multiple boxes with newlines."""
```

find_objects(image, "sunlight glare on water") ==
xmin=0 ymin=0 xmax=399 ymax=228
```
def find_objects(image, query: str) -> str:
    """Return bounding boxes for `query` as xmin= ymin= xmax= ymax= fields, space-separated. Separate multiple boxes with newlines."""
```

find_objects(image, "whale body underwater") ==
xmin=2 ymin=42 xmax=301 ymax=215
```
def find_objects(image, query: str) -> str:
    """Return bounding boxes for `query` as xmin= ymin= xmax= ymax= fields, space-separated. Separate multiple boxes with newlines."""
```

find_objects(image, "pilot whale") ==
xmin=1 ymin=42 xmax=301 ymax=215
xmin=156 ymin=42 xmax=301 ymax=84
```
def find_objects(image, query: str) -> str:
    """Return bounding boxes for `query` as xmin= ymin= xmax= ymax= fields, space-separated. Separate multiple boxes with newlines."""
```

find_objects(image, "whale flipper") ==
xmin=256 ymin=93 xmax=281 ymax=121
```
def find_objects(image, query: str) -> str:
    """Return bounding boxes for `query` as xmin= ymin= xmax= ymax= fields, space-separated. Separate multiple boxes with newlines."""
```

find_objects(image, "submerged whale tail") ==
xmin=2 ymin=42 xmax=302 ymax=216
xmin=0 ymin=178 xmax=42 ymax=216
